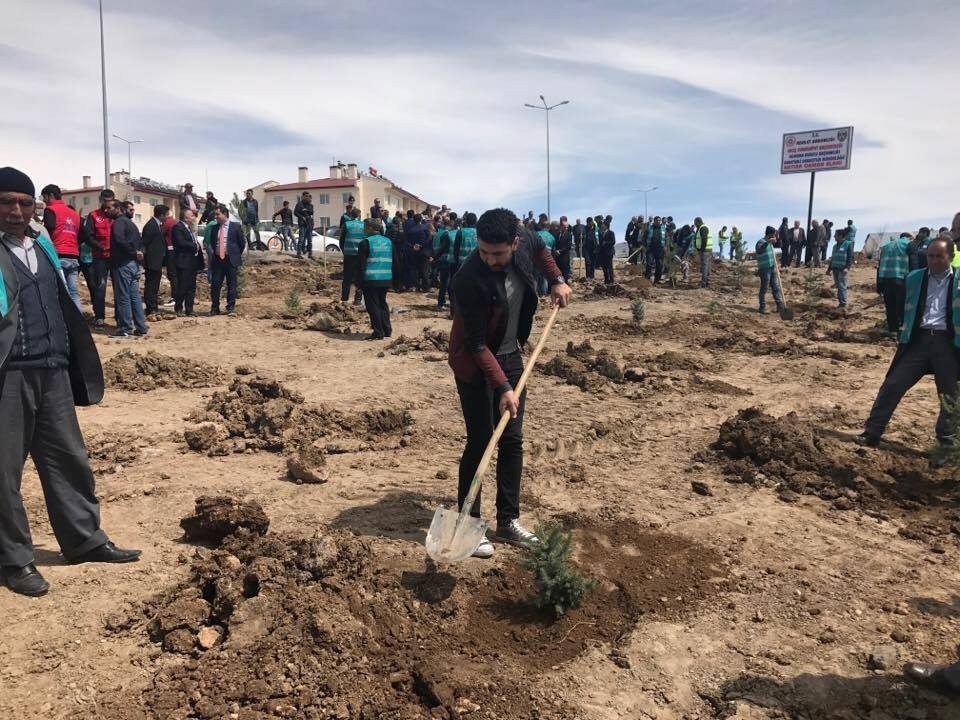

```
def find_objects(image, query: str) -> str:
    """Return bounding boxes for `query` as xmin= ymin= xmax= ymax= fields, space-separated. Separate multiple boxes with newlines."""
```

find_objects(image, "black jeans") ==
xmin=456 ymin=351 xmax=526 ymax=525
xmin=583 ymin=247 xmax=595 ymax=278
xmin=174 ymin=266 xmax=197 ymax=314
xmin=598 ymin=254 xmax=614 ymax=284
xmin=363 ymin=286 xmax=392 ymax=338
xmin=880 ymin=280 xmax=906 ymax=333
xmin=865 ymin=332 xmax=959 ymax=441
xmin=644 ymin=249 xmax=664 ymax=283
xmin=415 ymin=255 xmax=430 ymax=291
xmin=438 ymin=262 xmax=453 ymax=309
xmin=341 ymin=254 xmax=363 ymax=303
xmin=80 ymin=260 xmax=96 ymax=307
xmin=557 ymin=251 xmax=571 ymax=281
xmin=91 ymin=257 xmax=110 ymax=321
xmin=144 ymin=268 xmax=162 ymax=314
xmin=0 ymin=368 xmax=108 ymax=567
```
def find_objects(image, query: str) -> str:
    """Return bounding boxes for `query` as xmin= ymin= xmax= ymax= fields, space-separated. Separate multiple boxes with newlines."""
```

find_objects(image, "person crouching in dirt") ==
xmin=755 ymin=226 xmax=785 ymax=314
xmin=448 ymin=208 xmax=571 ymax=557
xmin=857 ymin=238 xmax=958 ymax=464
xmin=357 ymin=218 xmax=399 ymax=340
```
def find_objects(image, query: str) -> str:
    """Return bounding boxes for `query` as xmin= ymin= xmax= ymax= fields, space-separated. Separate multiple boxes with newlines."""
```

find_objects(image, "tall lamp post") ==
xmin=635 ymin=186 xmax=658 ymax=219
xmin=524 ymin=95 xmax=569 ymax=220
xmin=112 ymin=134 xmax=144 ymax=179
xmin=99 ymin=0 xmax=110 ymax=188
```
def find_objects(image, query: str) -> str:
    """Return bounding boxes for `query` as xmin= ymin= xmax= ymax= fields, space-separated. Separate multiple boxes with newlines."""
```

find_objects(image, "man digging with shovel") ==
xmin=445 ymin=208 xmax=571 ymax=559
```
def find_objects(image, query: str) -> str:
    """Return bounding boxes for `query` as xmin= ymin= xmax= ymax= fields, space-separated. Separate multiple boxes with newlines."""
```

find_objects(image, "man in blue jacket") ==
xmin=109 ymin=201 xmax=147 ymax=338
xmin=209 ymin=204 xmax=245 ymax=316
xmin=0 ymin=167 xmax=140 ymax=597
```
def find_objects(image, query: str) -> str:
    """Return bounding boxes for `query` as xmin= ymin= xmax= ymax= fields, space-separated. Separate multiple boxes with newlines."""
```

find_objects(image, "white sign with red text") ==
xmin=781 ymin=126 xmax=853 ymax=174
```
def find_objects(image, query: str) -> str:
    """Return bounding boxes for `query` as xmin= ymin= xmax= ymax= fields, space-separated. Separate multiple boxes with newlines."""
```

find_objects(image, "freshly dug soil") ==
xmin=104 ymin=350 xmax=225 ymax=391
xmin=179 ymin=495 xmax=270 ymax=545
xmin=710 ymin=407 xmax=960 ymax=543
xmin=85 ymin=432 xmax=144 ymax=474
xmin=98 ymin=514 xmax=727 ymax=720
xmin=386 ymin=327 xmax=449 ymax=355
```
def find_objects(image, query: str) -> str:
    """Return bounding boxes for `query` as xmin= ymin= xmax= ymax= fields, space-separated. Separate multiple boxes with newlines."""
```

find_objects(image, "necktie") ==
xmin=219 ymin=224 xmax=227 ymax=260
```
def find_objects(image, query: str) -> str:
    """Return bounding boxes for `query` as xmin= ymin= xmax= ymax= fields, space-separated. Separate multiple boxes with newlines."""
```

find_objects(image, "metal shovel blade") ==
xmin=425 ymin=507 xmax=489 ymax=563
xmin=779 ymin=306 xmax=795 ymax=321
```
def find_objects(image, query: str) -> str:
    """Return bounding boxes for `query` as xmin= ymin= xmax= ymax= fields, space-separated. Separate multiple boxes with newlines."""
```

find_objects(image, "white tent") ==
xmin=862 ymin=232 xmax=904 ymax=259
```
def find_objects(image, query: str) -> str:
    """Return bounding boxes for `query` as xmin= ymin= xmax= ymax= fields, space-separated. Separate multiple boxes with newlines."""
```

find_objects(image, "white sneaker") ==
xmin=494 ymin=519 xmax=538 ymax=548
xmin=472 ymin=537 xmax=494 ymax=559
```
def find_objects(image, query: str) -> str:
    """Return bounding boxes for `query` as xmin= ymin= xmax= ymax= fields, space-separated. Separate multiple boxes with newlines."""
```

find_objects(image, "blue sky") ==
xmin=5 ymin=0 xmax=957 ymax=241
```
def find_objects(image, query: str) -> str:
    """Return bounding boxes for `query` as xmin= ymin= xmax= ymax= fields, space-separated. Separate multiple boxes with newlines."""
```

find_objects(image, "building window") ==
xmin=135 ymin=214 xmax=142 ymax=223
xmin=150 ymin=197 xmax=158 ymax=206
xmin=133 ymin=195 xmax=141 ymax=204
xmin=318 ymin=217 xmax=330 ymax=228
xmin=84 ymin=196 xmax=91 ymax=206
xmin=274 ymin=196 xmax=284 ymax=209
xmin=317 ymin=194 xmax=330 ymax=205
xmin=341 ymin=192 xmax=352 ymax=203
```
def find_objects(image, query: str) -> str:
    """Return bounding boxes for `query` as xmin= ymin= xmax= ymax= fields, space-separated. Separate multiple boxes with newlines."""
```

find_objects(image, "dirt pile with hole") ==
xmin=179 ymin=495 xmax=270 ymax=545
xmin=104 ymin=350 xmax=225 ymax=391
xmin=709 ymin=407 xmax=960 ymax=544
xmin=96 ymin=512 xmax=727 ymax=720
xmin=385 ymin=327 xmax=449 ymax=355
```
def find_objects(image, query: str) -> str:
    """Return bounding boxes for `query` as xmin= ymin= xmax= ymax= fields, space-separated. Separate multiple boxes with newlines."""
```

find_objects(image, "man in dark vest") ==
xmin=857 ymin=238 xmax=958 ymax=459
xmin=0 ymin=167 xmax=141 ymax=597
xmin=357 ymin=217 xmax=399 ymax=339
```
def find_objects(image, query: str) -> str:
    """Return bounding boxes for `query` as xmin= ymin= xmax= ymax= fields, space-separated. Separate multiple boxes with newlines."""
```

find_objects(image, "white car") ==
xmin=258 ymin=222 xmax=341 ymax=254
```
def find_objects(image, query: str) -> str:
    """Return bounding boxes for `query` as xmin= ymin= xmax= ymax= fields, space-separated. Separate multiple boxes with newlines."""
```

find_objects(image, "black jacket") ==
xmin=555 ymin=227 xmax=573 ymax=255
xmin=172 ymin=221 xmax=205 ymax=271
xmin=294 ymin=200 xmax=314 ymax=228
xmin=109 ymin=215 xmax=142 ymax=268
xmin=142 ymin=217 xmax=167 ymax=271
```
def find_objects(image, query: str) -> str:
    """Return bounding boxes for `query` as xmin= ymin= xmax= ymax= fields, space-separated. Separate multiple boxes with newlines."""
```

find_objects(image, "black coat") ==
xmin=172 ymin=221 xmax=205 ymax=271
xmin=142 ymin=217 xmax=167 ymax=271
xmin=109 ymin=215 xmax=142 ymax=268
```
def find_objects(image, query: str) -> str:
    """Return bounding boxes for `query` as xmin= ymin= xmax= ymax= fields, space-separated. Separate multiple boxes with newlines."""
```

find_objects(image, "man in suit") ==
xmin=142 ymin=204 xmax=169 ymax=319
xmin=0 ymin=167 xmax=141 ymax=596
xmin=777 ymin=216 xmax=790 ymax=267
xmin=788 ymin=220 xmax=806 ymax=268
xmin=209 ymin=204 xmax=245 ymax=316
xmin=109 ymin=201 xmax=147 ymax=338
xmin=171 ymin=208 xmax=204 ymax=316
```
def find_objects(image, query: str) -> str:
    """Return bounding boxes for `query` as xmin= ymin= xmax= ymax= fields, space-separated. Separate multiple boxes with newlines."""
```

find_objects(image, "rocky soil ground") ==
xmin=2 ymin=253 xmax=959 ymax=720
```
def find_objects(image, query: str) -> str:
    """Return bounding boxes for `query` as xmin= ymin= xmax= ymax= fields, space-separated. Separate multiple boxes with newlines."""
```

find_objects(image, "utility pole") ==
xmin=112 ymin=135 xmax=143 ymax=179
xmin=524 ymin=95 xmax=569 ymax=220
xmin=634 ymin=186 xmax=658 ymax=219
xmin=99 ymin=0 xmax=110 ymax=188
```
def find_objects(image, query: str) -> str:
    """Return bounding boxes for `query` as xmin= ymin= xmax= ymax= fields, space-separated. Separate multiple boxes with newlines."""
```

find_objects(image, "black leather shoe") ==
xmin=903 ymin=662 xmax=960 ymax=698
xmin=69 ymin=542 xmax=141 ymax=565
xmin=3 ymin=563 xmax=49 ymax=597
xmin=854 ymin=433 xmax=880 ymax=447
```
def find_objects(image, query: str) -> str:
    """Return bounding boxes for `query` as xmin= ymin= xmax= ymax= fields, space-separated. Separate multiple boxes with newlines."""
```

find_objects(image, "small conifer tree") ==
xmin=519 ymin=520 xmax=596 ymax=618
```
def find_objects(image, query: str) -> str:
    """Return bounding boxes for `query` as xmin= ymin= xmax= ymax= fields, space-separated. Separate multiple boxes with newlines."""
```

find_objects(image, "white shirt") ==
xmin=920 ymin=269 xmax=953 ymax=330
xmin=1 ymin=231 xmax=39 ymax=274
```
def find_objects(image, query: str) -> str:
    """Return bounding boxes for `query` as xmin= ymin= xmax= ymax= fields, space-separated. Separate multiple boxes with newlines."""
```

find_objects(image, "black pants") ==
xmin=864 ymin=332 xmax=959 ymax=441
xmin=456 ymin=351 xmax=526 ymax=525
xmin=165 ymin=250 xmax=179 ymax=301
xmin=598 ymin=254 xmax=614 ymax=284
xmin=91 ymin=258 xmax=111 ymax=321
xmin=780 ymin=242 xmax=791 ymax=267
xmin=644 ymin=249 xmax=664 ymax=283
xmin=341 ymin=255 xmax=363 ymax=303
xmin=363 ymin=286 xmax=392 ymax=338
xmin=175 ymin=267 xmax=197 ymax=314
xmin=627 ymin=243 xmax=640 ymax=265
xmin=557 ymin=251 xmax=571 ymax=281
xmin=415 ymin=255 xmax=430 ymax=291
xmin=210 ymin=260 xmax=238 ymax=313
xmin=144 ymin=268 xmax=162 ymax=314
xmin=880 ymin=281 xmax=906 ymax=333
xmin=438 ymin=263 xmax=453 ymax=309
xmin=583 ymin=247 xmax=595 ymax=278
xmin=792 ymin=242 xmax=804 ymax=267
xmin=0 ymin=368 xmax=108 ymax=567
xmin=79 ymin=260 xmax=96 ymax=308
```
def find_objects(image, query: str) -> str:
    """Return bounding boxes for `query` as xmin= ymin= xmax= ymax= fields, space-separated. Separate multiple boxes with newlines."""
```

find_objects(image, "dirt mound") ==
xmin=386 ymin=327 xmax=449 ymax=355
xmin=103 ymin=350 xmax=224 ymax=391
xmin=586 ymin=282 xmax=640 ymax=300
xmin=85 ymin=432 xmax=144 ymax=474
xmin=97 ymin=516 xmax=727 ymax=720
xmin=185 ymin=374 xmax=413 ymax=457
xmin=179 ymin=496 xmax=270 ymax=545
xmin=710 ymin=408 xmax=960 ymax=544
xmin=650 ymin=350 xmax=702 ymax=372
xmin=303 ymin=301 xmax=367 ymax=334
xmin=541 ymin=341 xmax=632 ymax=391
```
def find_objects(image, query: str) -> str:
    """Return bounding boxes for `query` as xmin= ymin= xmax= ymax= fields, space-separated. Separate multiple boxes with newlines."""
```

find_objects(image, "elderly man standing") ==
xmin=0 ymin=167 xmax=141 ymax=596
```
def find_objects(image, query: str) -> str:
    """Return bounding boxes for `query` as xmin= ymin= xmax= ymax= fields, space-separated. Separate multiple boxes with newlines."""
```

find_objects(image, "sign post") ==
xmin=781 ymin=126 xmax=853 ymax=247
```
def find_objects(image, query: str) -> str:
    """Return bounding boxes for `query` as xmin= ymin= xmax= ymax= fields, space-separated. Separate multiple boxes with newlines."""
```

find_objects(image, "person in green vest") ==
xmin=357 ymin=218 xmax=399 ymax=340
xmin=755 ymin=226 xmax=785 ymax=314
xmin=717 ymin=226 xmax=728 ymax=259
xmin=434 ymin=212 xmax=459 ymax=313
xmin=693 ymin=217 xmax=712 ymax=288
xmin=535 ymin=214 xmax=556 ymax=295
xmin=730 ymin=226 xmax=743 ymax=261
xmin=876 ymin=232 xmax=912 ymax=335
xmin=845 ymin=219 xmax=857 ymax=247
xmin=340 ymin=207 xmax=365 ymax=305
xmin=827 ymin=227 xmax=855 ymax=309
xmin=857 ymin=237 xmax=958 ymax=459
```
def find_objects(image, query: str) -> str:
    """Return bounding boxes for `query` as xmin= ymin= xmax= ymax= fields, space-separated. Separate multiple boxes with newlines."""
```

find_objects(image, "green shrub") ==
xmin=519 ymin=520 xmax=596 ymax=618
xmin=631 ymin=299 xmax=645 ymax=326
xmin=284 ymin=290 xmax=301 ymax=312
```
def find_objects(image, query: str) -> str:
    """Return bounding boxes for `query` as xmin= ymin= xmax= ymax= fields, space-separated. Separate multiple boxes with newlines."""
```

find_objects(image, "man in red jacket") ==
xmin=83 ymin=189 xmax=116 ymax=327
xmin=41 ymin=184 xmax=98 ymax=310
xmin=448 ymin=208 xmax=571 ymax=558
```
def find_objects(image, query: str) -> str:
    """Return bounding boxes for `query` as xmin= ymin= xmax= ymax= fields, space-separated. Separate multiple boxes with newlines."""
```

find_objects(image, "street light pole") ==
xmin=112 ymin=134 xmax=144 ymax=179
xmin=524 ymin=95 xmax=569 ymax=220
xmin=99 ymin=0 xmax=110 ymax=188
xmin=634 ymin=186 xmax=658 ymax=219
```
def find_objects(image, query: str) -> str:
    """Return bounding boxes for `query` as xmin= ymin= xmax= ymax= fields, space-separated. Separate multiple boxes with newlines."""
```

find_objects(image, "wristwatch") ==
xmin=548 ymin=275 xmax=565 ymax=286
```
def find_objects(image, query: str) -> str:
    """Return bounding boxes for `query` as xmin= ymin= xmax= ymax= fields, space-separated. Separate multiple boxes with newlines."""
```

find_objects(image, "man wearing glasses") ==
xmin=0 ymin=167 xmax=140 ymax=597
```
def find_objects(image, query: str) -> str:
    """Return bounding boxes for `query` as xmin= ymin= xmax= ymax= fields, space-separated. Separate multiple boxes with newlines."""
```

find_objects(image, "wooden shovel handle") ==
xmin=460 ymin=303 xmax=561 ymax=513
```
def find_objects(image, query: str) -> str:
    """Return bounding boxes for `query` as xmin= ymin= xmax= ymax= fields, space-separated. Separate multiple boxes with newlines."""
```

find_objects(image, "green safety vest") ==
xmin=537 ymin=229 xmax=556 ymax=250
xmin=435 ymin=229 xmax=454 ymax=264
xmin=830 ymin=238 xmax=854 ymax=270
xmin=343 ymin=219 xmax=365 ymax=256
xmin=695 ymin=224 xmax=713 ymax=251
xmin=899 ymin=269 xmax=960 ymax=347
xmin=364 ymin=234 xmax=393 ymax=283
xmin=846 ymin=224 xmax=857 ymax=245
xmin=456 ymin=227 xmax=478 ymax=263
xmin=646 ymin=225 xmax=665 ymax=244
xmin=877 ymin=239 xmax=910 ymax=281
xmin=755 ymin=239 xmax=776 ymax=272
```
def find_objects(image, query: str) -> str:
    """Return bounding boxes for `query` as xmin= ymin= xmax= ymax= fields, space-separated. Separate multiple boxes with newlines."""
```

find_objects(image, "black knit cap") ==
xmin=0 ymin=167 xmax=35 ymax=197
